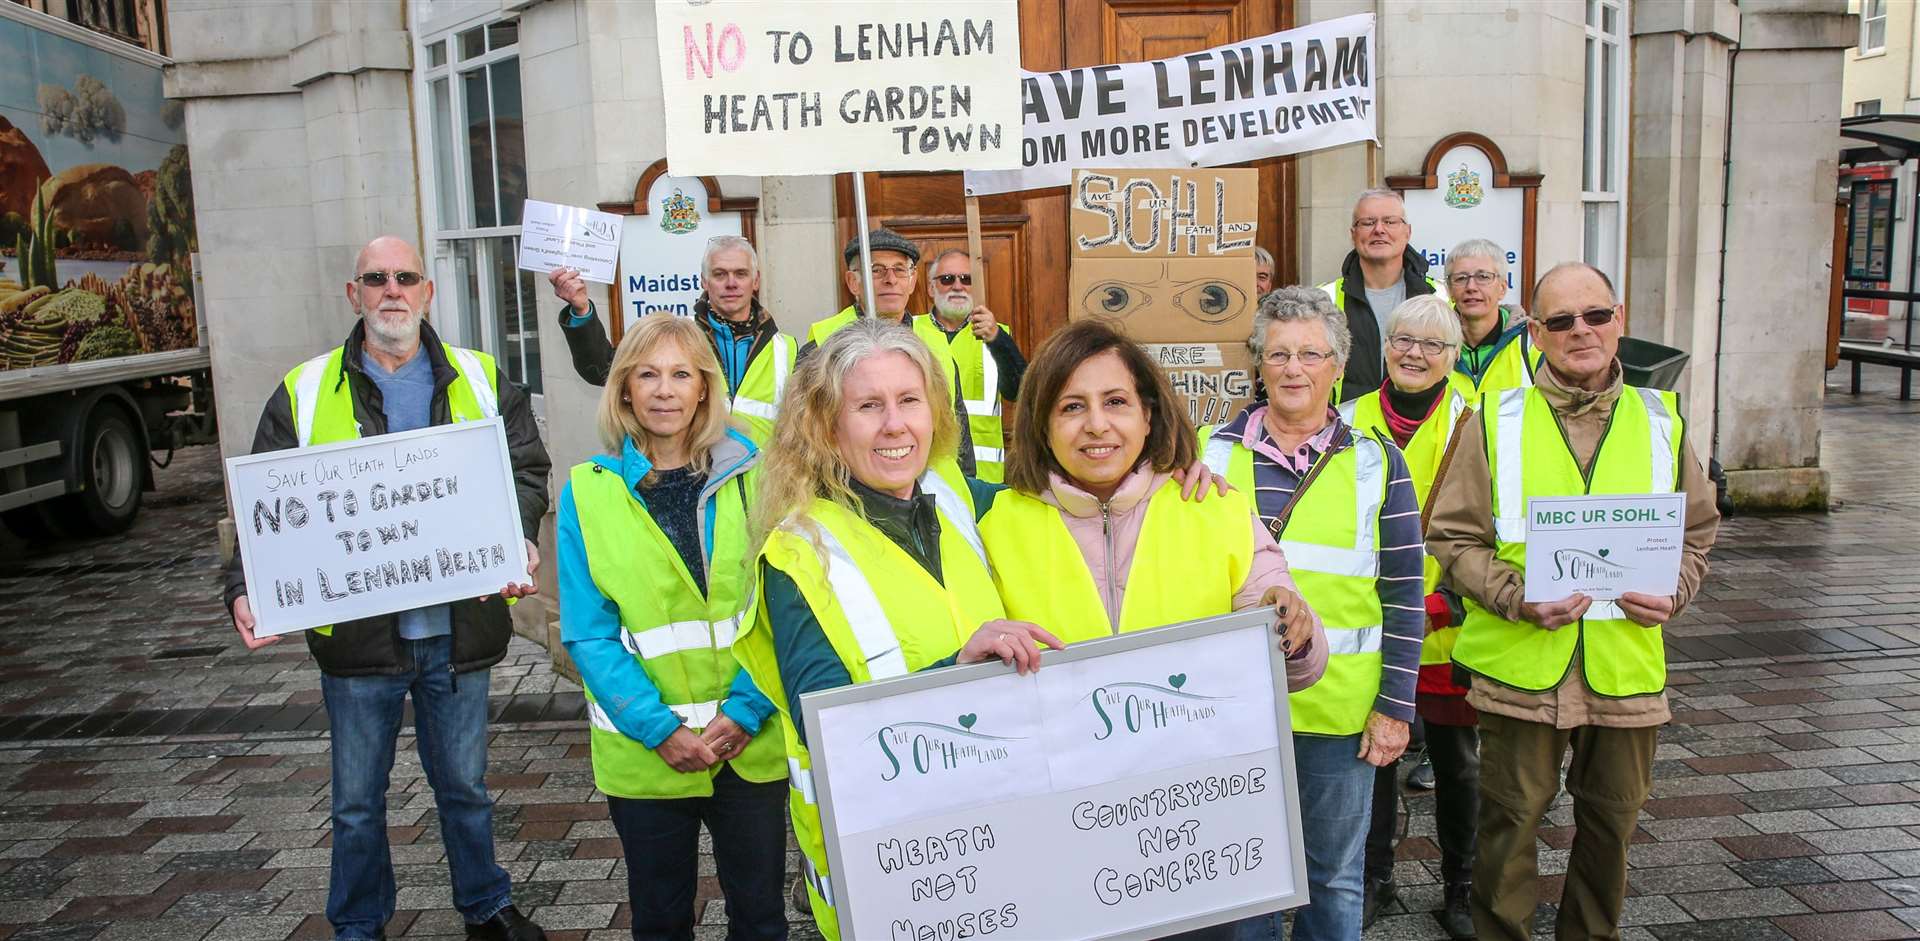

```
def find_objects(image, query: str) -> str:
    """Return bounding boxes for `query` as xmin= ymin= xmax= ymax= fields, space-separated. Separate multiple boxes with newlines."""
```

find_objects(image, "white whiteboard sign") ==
xmin=617 ymin=174 xmax=744 ymax=328
xmin=1401 ymin=142 xmax=1525 ymax=306
xmin=653 ymin=0 xmax=1024 ymax=175
xmin=802 ymin=612 xmax=1307 ymax=941
xmin=224 ymin=420 xmax=531 ymax=637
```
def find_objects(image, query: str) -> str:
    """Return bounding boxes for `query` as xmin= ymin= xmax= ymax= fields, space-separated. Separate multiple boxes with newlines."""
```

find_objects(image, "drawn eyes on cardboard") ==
xmin=1172 ymin=280 xmax=1248 ymax=324
xmin=1078 ymin=278 xmax=1249 ymax=325
xmin=1084 ymin=281 xmax=1152 ymax=320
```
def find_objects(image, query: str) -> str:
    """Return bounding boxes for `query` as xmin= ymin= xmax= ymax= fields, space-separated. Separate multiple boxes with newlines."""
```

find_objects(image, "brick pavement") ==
xmin=0 ymin=372 xmax=1914 ymax=941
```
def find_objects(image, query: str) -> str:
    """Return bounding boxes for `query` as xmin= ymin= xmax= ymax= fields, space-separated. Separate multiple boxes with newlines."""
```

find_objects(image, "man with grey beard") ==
xmin=919 ymin=248 xmax=1027 ymax=481
xmin=222 ymin=236 xmax=551 ymax=941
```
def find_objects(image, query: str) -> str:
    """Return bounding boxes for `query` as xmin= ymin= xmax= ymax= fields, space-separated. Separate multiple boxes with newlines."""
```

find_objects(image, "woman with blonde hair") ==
xmin=733 ymin=316 xmax=1063 ymax=941
xmin=555 ymin=312 xmax=789 ymax=941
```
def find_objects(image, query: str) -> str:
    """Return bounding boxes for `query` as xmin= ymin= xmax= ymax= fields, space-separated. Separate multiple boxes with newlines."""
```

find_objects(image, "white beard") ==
xmin=363 ymin=304 xmax=424 ymax=349
xmin=934 ymin=295 xmax=973 ymax=319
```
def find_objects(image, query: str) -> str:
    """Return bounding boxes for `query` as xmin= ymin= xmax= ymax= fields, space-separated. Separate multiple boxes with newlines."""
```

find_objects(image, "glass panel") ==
xmin=1583 ymin=38 xmax=1596 ymax=192
xmin=489 ymin=59 xmax=527 ymax=227
xmin=487 ymin=19 xmax=518 ymax=50
xmin=1600 ymin=41 xmax=1616 ymax=192
xmin=430 ymin=78 xmax=459 ymax=229
xmin=485 ymin=235 xmax=541 ymax=393
xmin=1582 ymin=202 xmax=1619 ymax=282
xmin=1869 ymin=18 xmax=1887 ymax=50
xmin=1602 ymin=2 xmax=1617 ymax=36
xmin=458 ymin=25 xmax=486 ymax=60
xmin=449 ymin=239 xmax=484 ymax=350
xmin=428 ymin=40 xmax=446 ymax=68
xmin=463 ymin=67 xmax=497 ymax=228
xmin=1586 ymin=0 xmax=1598 ymax=28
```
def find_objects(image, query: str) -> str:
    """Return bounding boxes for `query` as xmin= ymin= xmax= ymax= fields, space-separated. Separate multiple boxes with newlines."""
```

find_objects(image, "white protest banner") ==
xmin=1523 ymin=494 xmax=1687 ymax=604
xmin=802 ymin=612 xmax=1307 ymax=941
xmin=616 ymin=174 xmax=744 ymax=327
xmin=225 ymin=420 xmax=530 ymax=637
xmin=517 ymin=199 xmax=622 ymax=284
xmin=654 ymin=0 xmax=1023 ymax=175
xmin=965 ymin=14 xmax=1377 ymax=197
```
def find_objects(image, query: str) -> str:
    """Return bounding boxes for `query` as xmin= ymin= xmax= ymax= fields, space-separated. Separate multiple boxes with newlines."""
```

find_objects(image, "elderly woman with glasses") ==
xmin=1338 ymin=295 xmax=1480 ymax=938
xmin=1205 ymin=287 xmax=1427 ymax=941
xmin=1447 ymin=238 xmax=1541 ymax=394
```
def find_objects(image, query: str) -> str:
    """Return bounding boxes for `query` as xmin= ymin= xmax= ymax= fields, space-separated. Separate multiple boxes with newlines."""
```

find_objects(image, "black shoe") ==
xmin=466 ymin=905 xmax=546 ymax=941
xmin=1408 ymin=753 xmax=1435 ymax=790
xmin=1362 ymin=876 xmax=1396 ymax=929
xmin=1439 ymin=881 xmax=1474 ymax=939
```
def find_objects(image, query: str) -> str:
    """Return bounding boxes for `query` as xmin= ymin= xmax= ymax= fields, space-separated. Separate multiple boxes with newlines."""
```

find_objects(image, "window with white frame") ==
xmin=1582 ymin=0 xmax=1628 ymax=287
xmin=1861 ymin=0 xmax=1887 ymax=54
xmin=414 ymin=9 xmax=541 ymax=395
xmin=1857 ymin=99 xmax=1885 ymax=117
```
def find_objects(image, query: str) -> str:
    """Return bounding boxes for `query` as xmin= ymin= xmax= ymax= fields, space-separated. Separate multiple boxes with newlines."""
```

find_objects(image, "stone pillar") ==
xmin=1715 ymin=1 xmax=1855 ymax=510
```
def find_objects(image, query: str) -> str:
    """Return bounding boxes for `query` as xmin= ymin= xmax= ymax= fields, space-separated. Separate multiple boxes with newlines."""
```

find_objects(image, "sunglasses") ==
xmin=1539 ymin=308 xmax=1615 ymax=332
xmin=934 ymin=273 xmax=973 ymax=287
xmin=355 ymin=270 xmax=424 ymax=288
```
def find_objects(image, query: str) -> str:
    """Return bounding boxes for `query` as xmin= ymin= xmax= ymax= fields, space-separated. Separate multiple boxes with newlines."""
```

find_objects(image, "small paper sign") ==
xmin=517 ymin=199 xmax=622 ymax=283
xmin=1523 ymin=493 xmax=1686 ymax=603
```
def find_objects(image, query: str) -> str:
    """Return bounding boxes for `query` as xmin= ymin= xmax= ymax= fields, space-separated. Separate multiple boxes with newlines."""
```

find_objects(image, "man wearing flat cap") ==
xmin=800 ymin=227 xmax=977 ymax=474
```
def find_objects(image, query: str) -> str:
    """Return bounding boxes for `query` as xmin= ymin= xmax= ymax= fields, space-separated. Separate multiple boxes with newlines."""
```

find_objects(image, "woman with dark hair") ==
xmin=980 ymin=318 xmax=1327 ymax=671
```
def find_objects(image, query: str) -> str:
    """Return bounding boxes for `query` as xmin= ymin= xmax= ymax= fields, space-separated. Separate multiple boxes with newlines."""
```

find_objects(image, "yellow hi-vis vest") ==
xmin=807 ymin=306 xmax=962 ymax=403
xmin=977 ymin=479 xmax=1255 ymax=642
xmin=732 ymin=460 xmax=1001 ymax=941
xmin=1457 ymin=328 xmax=1541 ymax=396
xmin=1450 ymin=385 xmax=1682 ymax=698
xmin=281 ymin=342 xmax=499 ymax=636
xmin=1318 ymin=276 xmax=1448 ymax=403
xmin=1337 ymin=386 xmax=1471 ymax=666
xmin=567 ymin=461 xmax=784 ymax=799
xmin=915 ymin=316 xmax=1006 ymax=481
xmin=728 ymin=333 xmax=797 ymax=444
xmin=1203 ymin=427 xmax=1389 ymax=736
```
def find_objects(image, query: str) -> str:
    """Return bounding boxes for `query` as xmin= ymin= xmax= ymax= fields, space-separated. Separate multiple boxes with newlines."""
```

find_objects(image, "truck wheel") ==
xmin=60 ymin=404 xmax=144 ymax=536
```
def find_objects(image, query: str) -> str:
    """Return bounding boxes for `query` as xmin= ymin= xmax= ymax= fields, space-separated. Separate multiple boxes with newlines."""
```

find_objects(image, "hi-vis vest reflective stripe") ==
xmin=281 ymin=343 xmax=499 ymax=637
xmin=732 ymin=460 xmax=999 ymax=941
xmin=568 ymin=461 xmax=784 ymax=800
xmin=914 ymin=316 xmax=1006 ymax=480
xmin=1337 ymin=387 xmax=1470 ymax=668
xmin=978 ymin=479 xmax=1254 ymax=642
xmin=729 ymin=333 xmax=796 ymax=442
xmin=1203 ymin=428 xmax=1389 ymax=736
xmin=283 ymin=344 xmax=498 ymax=447
xmin=1451 ymin=385 xmax=1683 ymax=698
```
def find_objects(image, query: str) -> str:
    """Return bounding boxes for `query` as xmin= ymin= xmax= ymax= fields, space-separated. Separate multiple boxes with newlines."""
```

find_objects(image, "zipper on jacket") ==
xmin=1101 ymin=501 xmax=1118 ymax=634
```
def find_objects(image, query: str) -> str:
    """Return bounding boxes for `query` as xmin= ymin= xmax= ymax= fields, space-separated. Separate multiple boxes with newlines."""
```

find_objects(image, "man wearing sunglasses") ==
xmin=548 ymin=234 xmax=796 ymax=441
xmin=917 ymin=248 xmax=1027 ymax=481
xmin=797 ymin=228 xmax=978 ymax=475
xmin=1426 ymin=262 xmax=1719 ymax=941
xmin=1447 ymin=238 xmax=1542 ymax=395
xmin=1317 ymin=188 xmax=1445 ymax=402
xmin=223 ymin=237 xmax=552 ymax=941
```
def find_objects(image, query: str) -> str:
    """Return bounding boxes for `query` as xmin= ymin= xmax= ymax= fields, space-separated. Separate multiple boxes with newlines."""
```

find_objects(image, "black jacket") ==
xmin=223 ymin=321 xmax=552 ymax=677
xmin=1331 ymin=247 xmax=1439 ymax=401
xmin=557 ymin=296 xmax=780 ymax=394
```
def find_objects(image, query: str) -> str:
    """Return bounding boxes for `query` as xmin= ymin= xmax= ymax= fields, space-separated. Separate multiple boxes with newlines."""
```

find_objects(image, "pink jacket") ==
xmin=1034 ymin=466 xmax=1329 ymax=691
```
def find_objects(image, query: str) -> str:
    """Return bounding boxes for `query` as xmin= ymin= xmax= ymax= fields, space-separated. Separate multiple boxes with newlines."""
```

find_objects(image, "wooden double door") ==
xmin=835 ymin=0 xmax=1297 ymax=355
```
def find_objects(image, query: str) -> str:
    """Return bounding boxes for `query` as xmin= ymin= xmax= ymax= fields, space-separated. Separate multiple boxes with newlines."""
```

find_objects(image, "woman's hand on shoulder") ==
xmin=956 ymin=619 xmax=1065 ymax=675
xmin=1173 ymin=459 xmax=1231 ymax=502
xmin=656 ymin=726 xmax=721 ymax=773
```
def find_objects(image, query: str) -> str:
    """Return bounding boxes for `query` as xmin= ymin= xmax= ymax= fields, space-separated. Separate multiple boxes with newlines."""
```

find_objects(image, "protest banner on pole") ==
xmin=801 ymin=610 xmax=1308 ymax=941
xmin=1069 ymin=167 xmax=1261 ymax=427
xmin=224 ymin=420 xmax=530 ymax=637
xmin=653 ymin=0 xmax=1024 ymax=176
xmin=964 ymin=14 xmax=1377 ymax=197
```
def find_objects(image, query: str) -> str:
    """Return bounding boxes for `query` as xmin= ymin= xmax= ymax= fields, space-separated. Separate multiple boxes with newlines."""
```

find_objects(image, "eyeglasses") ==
xmin=1261 ymin=348 xmax=1334 ymax=367
xmin=355 ymin=270 xmax=424 ymax=288
xmin=1449 ymin=271 xmax=1500 ymax=287
xmin=1351 ymin=216 xmax=1406 ymax=231
xmin=1388 ymin=335 xmax=1457 ymax=356
xmin=869 ymin=264 xmax=913 ymax=281
xmin=934 ymin=273 xmax=973 ymax=287
xmin=1539 ymin=309 xmax=1616 ymax=332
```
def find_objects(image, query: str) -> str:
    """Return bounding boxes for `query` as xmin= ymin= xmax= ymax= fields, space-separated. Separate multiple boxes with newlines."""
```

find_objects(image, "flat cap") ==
xmin=843 ymin=227 xmax=920 ymax=266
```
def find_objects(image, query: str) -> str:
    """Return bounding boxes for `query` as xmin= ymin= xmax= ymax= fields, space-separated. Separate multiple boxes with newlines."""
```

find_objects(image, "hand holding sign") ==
xmin=480 ymin=539 xmax=541 ymax=602
xmin=1520 ymin=594 xmax=1592 ymax=631
xmin=957 ymin=619 xmax=1064 ymax=674
xmin=229 ymin=596 xmax=282 ymax=650
xmin=1617 ymin=591 xmax=1674 ymax=628
xmin=969 ymin=305 xmax=1000 ymax=341
xmin=548 ymin=267 xmax=592 ymax=316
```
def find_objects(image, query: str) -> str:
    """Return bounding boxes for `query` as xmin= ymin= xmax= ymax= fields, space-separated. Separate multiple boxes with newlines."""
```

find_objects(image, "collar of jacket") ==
xmin=1455 ymin=309 xmax=1530 ymax=378
xmin=1338 ymin=245 xmax=1434 ymax=298
xmin=592 ymin=428 xmax=759 ymax=501
xmin=1535 ymin=356 xmax=1623 ymax=417
xmin=693 ymin=294 xmax=772 ymax=333
xmin=1039 ymin=463 xmax=1166 ymax=517
xmin=1215 ymin=402 xmax=1358 ymax=457
xmin=337 ymin=319 xmax=459 ymax=394
xmin=849 ymin=475 xmax=940 ymax=541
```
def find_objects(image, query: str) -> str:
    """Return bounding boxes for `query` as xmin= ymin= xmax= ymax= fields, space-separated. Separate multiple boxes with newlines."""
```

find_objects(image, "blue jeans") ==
xmin=1234 ymin=733 xmax=1373 ymax=941
xmin=607 ymin=765 xmax=789 ymax=941
xmin=321 ymin=636 xmax=512 ymax=940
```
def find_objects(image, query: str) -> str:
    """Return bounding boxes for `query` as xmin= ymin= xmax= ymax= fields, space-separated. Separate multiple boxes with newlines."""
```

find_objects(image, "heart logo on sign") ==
xmin=1169 ymin=674 xmax=1187 ymax=689
xmin=1598 ymin=548 xmax=1610 ymax=558
xmin=958 ymin=714 xmax=977 ymax=729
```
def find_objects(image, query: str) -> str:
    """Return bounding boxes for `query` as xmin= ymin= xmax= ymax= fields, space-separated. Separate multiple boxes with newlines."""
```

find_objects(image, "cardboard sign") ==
xmin=1069 ymin=168 xmax=1260 ymax=424
xmin=965 ymin=14 xmax=1377 ymax=196
xmin=653 ymin=0 xmax=1023 ymax=175
xmin=801 ymin=611 xmax=1308 ymax=941
xmin=616 ymin=173 xmax=746 ymax=326
xmin=224 ymin=420 xmax=530 ymax=637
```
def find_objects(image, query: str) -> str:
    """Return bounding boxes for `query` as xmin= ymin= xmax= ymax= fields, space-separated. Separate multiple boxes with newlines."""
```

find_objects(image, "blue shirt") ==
xmin=362 ymin=349 xmax=452 ymax=640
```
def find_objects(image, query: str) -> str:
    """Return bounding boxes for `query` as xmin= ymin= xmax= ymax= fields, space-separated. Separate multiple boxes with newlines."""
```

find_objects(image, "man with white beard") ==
xmin=222 ymin=236 xmax=551 ymax=941
xmin=915 ymin=248 xmax=1027 ymax=480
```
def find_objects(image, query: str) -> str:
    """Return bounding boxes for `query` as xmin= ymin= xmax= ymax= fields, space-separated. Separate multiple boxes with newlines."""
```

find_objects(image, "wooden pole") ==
xmin=965 ymin=195 xmax=986 ymax=306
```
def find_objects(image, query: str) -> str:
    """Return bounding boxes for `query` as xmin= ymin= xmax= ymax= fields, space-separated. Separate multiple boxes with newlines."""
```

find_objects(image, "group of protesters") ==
xmin=224 ymin=184 xmax=1718 ymax=941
